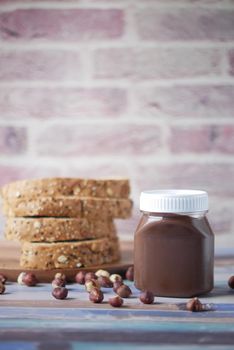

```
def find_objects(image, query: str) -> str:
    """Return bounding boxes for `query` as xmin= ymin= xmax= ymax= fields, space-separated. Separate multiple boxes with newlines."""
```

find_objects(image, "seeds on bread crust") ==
xmin=5 ymin=217 xmax=116 ymax=243
xmin=20 ymin=237 xmax=120 ymax=270
xmin=2 ymin=178 xmax=130 ymax=199
xmin=3 ymin=197 xmax=132 ymax=219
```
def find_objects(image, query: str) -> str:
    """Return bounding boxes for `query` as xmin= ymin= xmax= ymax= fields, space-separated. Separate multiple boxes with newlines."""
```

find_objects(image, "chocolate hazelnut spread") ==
xmin=134 ymin=190 xmax=214 ymax=298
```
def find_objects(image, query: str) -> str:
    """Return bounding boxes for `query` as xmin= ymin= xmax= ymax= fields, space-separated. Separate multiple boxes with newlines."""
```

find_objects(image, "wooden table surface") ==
xmin=0 ymin=243 xmax=234 ymax=350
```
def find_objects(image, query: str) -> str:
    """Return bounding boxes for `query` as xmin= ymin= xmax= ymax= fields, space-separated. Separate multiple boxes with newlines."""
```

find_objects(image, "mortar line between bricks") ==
xmin=123 ymin=4 xmax=138 ymax=43
xmin=0 ymin=2 xmax=128 ymax=11
xmin=0 ymin=1 xmax=234 ymax=10
xmin=1 ymin=155 xmax=234 ymax=165
xmin=131 ymin=1 xmax=234 ymax=9
xmin=1 ymin=79 xmax=234 ymax=88
xmin=79 ymin=47 xmax=93 ymax=84
xmin=1 ymin=118 xmax=234 ymax=128
xmin=1 ymin=42 xmax=234 ymax=50
xmin=135 ymin=3 xmax=234 ymax=10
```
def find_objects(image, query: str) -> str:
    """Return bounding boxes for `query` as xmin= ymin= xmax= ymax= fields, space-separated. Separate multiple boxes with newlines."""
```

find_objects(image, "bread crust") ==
xmin=5 ymin=217 xmax=116 ymax=242
xmin=1 ymin=178 xmax=130 ymax=199
xmin=20 ymin=237 xmax=120 ymax=269
xmin=3 ymin=197 xmax=132 ymax=219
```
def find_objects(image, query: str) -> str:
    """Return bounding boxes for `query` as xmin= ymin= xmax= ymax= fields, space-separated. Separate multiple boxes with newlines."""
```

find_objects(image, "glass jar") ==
xmin=134 ymin=190 xmax=214 ymax=298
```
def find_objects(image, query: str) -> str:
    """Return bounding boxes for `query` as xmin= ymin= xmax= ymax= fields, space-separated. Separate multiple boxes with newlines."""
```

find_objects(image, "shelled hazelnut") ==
xmin=85 ymin=272 xmax=97 ymax=282
xmin=52 ymin=287 xmax=68 ymax=300
xmin=125 ymin=266 xmax=134 ymax=281
xmin=75 ymin=271 xmax=86 ymax=285
xmin=113 ymin=281 xmax=124 ymax=293
xmin=98 ymin=276 xmax=113 ymax=288
xmin=116 ymin=285 xmax=132 ymax=298
xmin=228 ymin=275 xmax=234 ymax=289
xmin=89 ymin=288 xmax=104 ymax=303
xmin=0 ymin=282 xmax=5 ymax=294
xmin=139 ymin=291 xmax=154 ymax=304
xmin=85 ymin=279 xmax=100 ymax=293
xmin=109 ymin=295 xmax=124 ymax=307
xmin=95 ymin=269 xmax=110 ymax=278
xmin=0 ymin=273 xmax=7 ymax=284
xmin=51 ymin=278 xmax=66 ymax=289
xmin=110 ymin=274 xmax=122 ymax=283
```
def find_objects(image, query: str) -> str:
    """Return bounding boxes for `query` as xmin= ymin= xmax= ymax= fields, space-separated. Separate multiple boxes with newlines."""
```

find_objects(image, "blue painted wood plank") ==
xmin=0 ymin=343 xmax=37 ymax=350
xmin=0 ymin=318 xmax=234 ymax=332
xmin=71 ymin=343 xmax=234 ymax=350
xmin=1 ymin=305 xmax=234 ymax=320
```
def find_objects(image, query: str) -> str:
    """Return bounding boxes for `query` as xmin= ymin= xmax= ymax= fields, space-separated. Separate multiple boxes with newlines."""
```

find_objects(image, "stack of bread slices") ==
xmin=1 ymin=178 xmax=132 ymax=270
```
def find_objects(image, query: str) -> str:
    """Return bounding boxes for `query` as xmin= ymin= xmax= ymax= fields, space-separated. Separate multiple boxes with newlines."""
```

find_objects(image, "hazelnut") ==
xmin=125 ymin=266 xmax=134 ymax=281
xmin=17 ymin=272 xmax=27 ymax=285
xmin=109 ymin=295 xmax=124 ymax=307
xmin=23 ymin=272 xmax=38 ymax=287
xmin=0 ymin=273 xmax=7 ymax=284
xmin=85 ymin=279 xmax=100 ymax=293
xmin=98 ymin=276 xmax=113 ymax=288
xmin=228 ymin=275 xmax=234 ymax=289
xmin=54 ymin=272 xmax=66 ymax=282
xmin=89 ymin=288 xmax=104 ymax=303
xmin=113 ymin=280 xmax=123 ymax=293
xmin=52 ymin=287 xmax=68 ymax=300
xmin=110 ymin=274 xmax=122 ymax=283
xmin=186 ymin=297 xmax=203 ymax=312
xmin=85 ymin=272 xmax=97 ymax=282
xmin=75 ymin=271 xmax=86 ymax=285
xmin=0 ymin=282 xmax=5 ymax=294
xmin=17 ymin=272 xmax=38 ymax=286
xmin=116 ymin=285 xmax=132 ymax=298
xmin=139 ymin=291 xmax=154 ymax=304
xmin=51 ymin=278 xmax=66 ymax=289
xmin=95 ymin=269 xmax=110 ymax=278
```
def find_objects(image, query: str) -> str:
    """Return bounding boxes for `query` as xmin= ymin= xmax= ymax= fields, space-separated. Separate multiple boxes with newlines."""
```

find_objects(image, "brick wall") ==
xmin=0 ymin=0 xmax=234 ymax=249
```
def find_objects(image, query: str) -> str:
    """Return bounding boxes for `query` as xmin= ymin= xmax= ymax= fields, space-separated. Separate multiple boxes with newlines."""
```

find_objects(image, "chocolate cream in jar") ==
xmin=134 ymin=190 xmax=214 ymax=297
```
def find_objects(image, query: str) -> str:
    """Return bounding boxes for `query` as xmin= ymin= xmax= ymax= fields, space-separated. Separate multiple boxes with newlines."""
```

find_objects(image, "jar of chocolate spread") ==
xmin=134 ymin=190 xmax=214 ymax=297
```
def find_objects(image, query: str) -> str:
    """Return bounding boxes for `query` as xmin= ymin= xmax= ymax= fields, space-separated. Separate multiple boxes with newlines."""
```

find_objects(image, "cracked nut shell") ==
xmin=109 ymin=295 xmax=124 ymax=307
xmin=116 ymin=284 xmax=132 ymax=298
xmin=89 ymin=287 xmax=104 ymax=303
xmin=139 ymin=291 xmax=155 ymax=304
xmin=186 ymin=297 xmax=203 ymax=312
xmin=52 ymin=287 xmax=68 ymax=300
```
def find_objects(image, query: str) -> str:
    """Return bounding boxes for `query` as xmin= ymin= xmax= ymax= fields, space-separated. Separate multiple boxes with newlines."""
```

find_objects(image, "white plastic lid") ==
xmin=140 ymin=189 xmax=208 ymax=213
